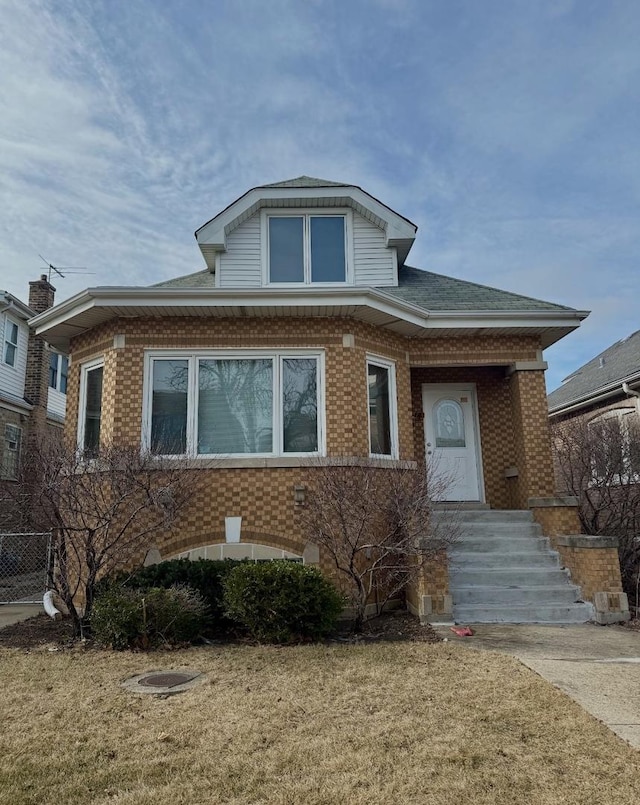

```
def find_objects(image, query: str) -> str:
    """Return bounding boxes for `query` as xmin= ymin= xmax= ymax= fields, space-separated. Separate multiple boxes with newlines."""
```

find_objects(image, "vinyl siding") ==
xmin=0 ymin=315 xmax=28 ymax=400
xmin=218 ymin=213 xmax=262 ymax=287
xmin=47 ymin=387 xmax=67 ymax=419
xmin=217 ymin=210 xmax=396 ymax=288
xmin=352 ymin=212 xmax=395 ymax=286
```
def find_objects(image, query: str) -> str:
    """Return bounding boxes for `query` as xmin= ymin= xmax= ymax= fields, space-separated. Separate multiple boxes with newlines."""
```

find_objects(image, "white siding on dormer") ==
xmin=218 ymin=212 xmax=262 ymax=288
xmin=0 ymin=314 xmax=28 ymax=401
xmin=352 ymin=212 xmax=396 ymax=287
xmin=217 ymin=209 xmax=397 ymax=288
xmin=47 ymin=387 xmax=67 ymax=419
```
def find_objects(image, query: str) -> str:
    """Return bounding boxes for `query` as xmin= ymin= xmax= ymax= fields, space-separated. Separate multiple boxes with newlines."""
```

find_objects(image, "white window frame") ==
xmin=3 ymin=316 xmax=19 ymax=368
xmin=49 ymin=352 xmax=69 ymax=394
xmin=261 ymin=208 xmax=354 ymax=287
xmin=142 ymin=349 xmax=326 ymax=459
xmin=77 ymin=357 xmax=105 ymax=451
xmin=366 ymin=354 xmax=399 ymax=460
xmin=1 ymin=423 xmax=22 ymax=481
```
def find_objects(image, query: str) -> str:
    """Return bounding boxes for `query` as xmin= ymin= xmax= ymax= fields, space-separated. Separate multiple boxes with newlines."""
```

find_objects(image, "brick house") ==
xmin=30 ymin=177 xmax=627 ymax=623
xmin=1 ymin=276 xmax=66 ymax=520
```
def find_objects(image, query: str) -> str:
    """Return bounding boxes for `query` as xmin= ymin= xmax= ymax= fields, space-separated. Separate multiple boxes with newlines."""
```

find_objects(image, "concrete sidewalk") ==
xmin=0 ymin=604 xmax=43 ymax=629
xmin=438 ymin=623 xmax=640 ymax=749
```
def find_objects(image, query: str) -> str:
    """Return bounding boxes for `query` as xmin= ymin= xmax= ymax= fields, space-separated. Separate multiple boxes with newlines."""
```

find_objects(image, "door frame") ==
xmin=421 ymin=382 xmax=486 ymax=503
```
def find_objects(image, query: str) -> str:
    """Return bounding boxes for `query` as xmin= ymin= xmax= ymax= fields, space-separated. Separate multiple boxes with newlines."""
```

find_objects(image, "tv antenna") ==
xmin=38 ymin=255 xmax=95 ymax=283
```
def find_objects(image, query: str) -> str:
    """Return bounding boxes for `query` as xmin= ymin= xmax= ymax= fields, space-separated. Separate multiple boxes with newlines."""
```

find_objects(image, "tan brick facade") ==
xmin=64 ymin=318 xmax=564 ymax=562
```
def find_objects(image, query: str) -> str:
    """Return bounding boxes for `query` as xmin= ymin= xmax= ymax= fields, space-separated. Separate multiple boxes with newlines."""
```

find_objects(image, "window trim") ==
xmin=261 ymin=208 xmax=354 ymax=287
xmin=1 ymin=423 xmax=22 ymax=481
xmin=142 ymin=349 xmax=326 ymax=459
xmin=77 ymin=357 xmax=105 ymax=452
xmin=49 ymin=352 xmax=69 ymax=394
xmin=366 ymin=354 xmax=399 ymax=460
xmin=3 ymin=316 xmax=19 ymax=368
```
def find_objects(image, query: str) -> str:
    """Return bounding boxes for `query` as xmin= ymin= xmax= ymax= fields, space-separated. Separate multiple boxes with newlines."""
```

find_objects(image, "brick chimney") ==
xmin=24 ymin=275 xmax=56 ymax=428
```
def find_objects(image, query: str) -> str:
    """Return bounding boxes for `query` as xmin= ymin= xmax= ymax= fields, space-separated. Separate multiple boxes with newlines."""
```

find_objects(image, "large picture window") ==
xmin=267 ymin=214 xmax=347 ymax=284
xmin=367 ymin=356 xmax=398 ymax=459
xmin=145 ymin=351 xmax=323 ymax=458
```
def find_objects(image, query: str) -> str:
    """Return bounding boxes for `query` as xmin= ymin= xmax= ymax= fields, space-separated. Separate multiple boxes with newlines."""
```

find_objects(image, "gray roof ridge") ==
xmin=259 ymin=176 xmax=351 ymax=189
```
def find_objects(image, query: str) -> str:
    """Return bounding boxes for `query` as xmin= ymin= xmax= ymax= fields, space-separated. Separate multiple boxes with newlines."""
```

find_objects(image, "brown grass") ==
xmin=0 ymin=642 xmax=638 ymax=804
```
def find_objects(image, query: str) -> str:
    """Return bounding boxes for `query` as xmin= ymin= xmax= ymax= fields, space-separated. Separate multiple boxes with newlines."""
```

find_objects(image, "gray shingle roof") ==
xmin=548 ymin=329 xmax=640 ymax=410
xmin=150 ymin=264 xmax=574 ymax=314
xmin=259 ymin=176 xmax=351 ymax=189
xmin=385 ymin=265 xmax=574 ymax=312
xmin=152 ymin=270 xmax=216 ymax=289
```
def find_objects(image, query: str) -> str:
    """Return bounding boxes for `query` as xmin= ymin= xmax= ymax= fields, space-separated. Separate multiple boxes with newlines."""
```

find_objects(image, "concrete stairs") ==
xmin=436 ymin=509 xmax=594 ymax=624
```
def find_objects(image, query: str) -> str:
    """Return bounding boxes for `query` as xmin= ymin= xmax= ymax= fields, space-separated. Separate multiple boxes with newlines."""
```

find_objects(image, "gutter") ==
xmin=549 ymin=371 xmax=640 ymax=418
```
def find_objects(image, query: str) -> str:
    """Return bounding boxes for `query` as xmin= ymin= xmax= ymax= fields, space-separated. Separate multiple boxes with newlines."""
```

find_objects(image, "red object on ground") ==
xmin=450 ymin=626 xmax=474 ymax=637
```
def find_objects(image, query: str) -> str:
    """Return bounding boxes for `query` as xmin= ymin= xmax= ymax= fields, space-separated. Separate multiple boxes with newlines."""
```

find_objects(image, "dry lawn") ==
xmin=0 ymin=641 xmax=638 ymax=805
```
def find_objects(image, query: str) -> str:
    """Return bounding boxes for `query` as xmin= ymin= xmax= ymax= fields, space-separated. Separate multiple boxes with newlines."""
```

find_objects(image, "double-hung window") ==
xmin=1 ymin=424 xmax=21 ymax=480
xmin=78 ymin=359 xmax=104 ymax=456
xmin=367 ymin=356 xmax=398 ymax=459
xmin=145 ymin=351 xmax=323 ymax=458
xmin=3 ymin=318 xmax=19 ymax=367
xmin=49 ymin=353 xmax=69 ymax=394
xmin=267 ymin=213 xmax=348 ymax=284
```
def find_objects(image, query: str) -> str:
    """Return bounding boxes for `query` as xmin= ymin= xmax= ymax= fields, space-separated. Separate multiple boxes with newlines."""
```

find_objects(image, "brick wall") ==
xmin=66 ymin=317 xmax=557 ymax=564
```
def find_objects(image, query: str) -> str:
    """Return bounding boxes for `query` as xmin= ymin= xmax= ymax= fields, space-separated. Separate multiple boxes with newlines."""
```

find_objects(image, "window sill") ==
xmin=154 ymin=455 xmax=417 ymax=470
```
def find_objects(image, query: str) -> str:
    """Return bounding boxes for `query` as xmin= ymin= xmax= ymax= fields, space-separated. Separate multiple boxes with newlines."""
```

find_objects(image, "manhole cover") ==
xmin=138 ymin=672 xmax=198 ymax=689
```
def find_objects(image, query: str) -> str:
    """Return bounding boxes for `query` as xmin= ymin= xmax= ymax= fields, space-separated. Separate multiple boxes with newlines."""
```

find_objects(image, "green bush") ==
xmin=223 ymin=561 xmax=344 ymax=643
xmin=92 ymin=584 xmax=208 ymax=649
xmin=99 ymin=559 xmax=244 ymax=635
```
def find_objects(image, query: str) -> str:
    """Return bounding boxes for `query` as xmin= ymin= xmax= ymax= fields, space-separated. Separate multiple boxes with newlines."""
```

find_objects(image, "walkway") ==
xmin=439 ymin=623 xmax=640 ymax=749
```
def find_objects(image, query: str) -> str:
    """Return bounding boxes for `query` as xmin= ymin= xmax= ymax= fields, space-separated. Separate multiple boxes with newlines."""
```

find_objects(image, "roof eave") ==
xmin=549 ymin=370 xmax=640 ymax=417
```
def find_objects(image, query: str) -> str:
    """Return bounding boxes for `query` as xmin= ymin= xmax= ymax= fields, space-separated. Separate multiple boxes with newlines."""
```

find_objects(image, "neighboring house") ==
xmin=549 ymin=332 xmax=640 ymax=604
xmin=30 ymin=177 xmax=627 ymax=623
xmin=549 ymin=329 xmax=640 ymax=435
xmin=0 ymin=276 xmax=66 ymax=490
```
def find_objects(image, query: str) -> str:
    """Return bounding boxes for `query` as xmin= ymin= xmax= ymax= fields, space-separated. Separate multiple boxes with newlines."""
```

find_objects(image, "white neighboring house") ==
xmin=0 ymin=278 xmax=66 ymax=483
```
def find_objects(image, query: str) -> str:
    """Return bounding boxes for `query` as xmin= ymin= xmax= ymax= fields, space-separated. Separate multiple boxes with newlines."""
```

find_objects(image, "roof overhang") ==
xmin=549 ymin=371 xmax=640 ymax=418
xmin=0 ymin=292 xmax=35 ymax=321
xmin=195 ymin=185 xmax=418 ymax=268
xmin=31 ymin=286 xmax=587 ymax=354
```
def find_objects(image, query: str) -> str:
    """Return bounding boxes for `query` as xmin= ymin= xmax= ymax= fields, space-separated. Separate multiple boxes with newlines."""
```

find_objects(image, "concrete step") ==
xmin=453 ymin=536 xmax=550 ymax=553
xmin=454 ymin=522 xmax=543 ymax=537
xmin=433 ymin=509 xmax=534 ymax=524
xmin=452 ymin=584 xmax=583 ymax=606
xmin=450 ymin=567 xmax=571 ymax=587
xmin=453 ymin=602 xmax=594 ymax=624
xmin=450 ymin=550 xmax=560 ymax=569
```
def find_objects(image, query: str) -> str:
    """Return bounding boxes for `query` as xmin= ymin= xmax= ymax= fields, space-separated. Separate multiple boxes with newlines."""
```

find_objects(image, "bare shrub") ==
xmin=298 ymin=460 xmax=459 ymax=630
xmin=553 ymin=414 xmax=640 ymax=607
xmin=6 ymin=437 xmax=199 ymax=637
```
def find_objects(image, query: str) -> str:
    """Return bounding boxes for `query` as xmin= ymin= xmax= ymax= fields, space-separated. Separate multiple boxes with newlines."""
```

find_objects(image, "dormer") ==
xmin=195 ymin=177 xmax=418 ymax=289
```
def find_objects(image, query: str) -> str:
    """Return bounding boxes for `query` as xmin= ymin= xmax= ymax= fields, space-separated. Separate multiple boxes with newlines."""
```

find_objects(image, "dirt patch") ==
xmin=0 ymin=609 xmax=439 ymax=651
xmin=620 ymin=617 xmax=640 ymax=632
xmin=0 ymin=613 xmax=74 ymax=650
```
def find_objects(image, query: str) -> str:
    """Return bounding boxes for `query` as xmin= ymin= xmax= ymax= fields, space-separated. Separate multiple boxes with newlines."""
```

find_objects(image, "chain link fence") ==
xmin=0 ymin=532 xmax=51 ymax=604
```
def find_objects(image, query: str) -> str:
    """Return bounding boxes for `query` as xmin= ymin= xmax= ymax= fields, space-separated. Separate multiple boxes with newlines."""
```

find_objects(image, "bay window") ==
xmin=267 ymin=213 xmax=347 ymax=284
xmin=145 ymin=351 xmax=323 ymax=457
xmin=78 ymin=359 xmax=104 ymax=455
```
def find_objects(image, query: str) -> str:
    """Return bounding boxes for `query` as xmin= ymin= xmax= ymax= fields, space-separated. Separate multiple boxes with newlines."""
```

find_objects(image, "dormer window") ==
xmin=267 ymin=213 xmax=347 ymax=284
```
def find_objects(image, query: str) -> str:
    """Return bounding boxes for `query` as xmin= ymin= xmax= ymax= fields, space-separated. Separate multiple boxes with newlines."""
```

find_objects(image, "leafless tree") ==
xmin=552 ymin=414 xmax=640 ymax=607
xmin=298 ymin=460 xmax=459 ymax=630
xmin=6 ymin=437 xmax=199 ymax=637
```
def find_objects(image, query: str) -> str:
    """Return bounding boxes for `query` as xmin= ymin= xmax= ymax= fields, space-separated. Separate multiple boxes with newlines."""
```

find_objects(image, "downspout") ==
xmin=622 ymin=382 xmax=640 ymax=415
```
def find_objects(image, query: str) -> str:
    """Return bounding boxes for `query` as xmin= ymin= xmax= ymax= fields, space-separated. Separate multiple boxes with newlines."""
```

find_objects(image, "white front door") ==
xmin=422 ymin=383 xmax=483 ymax=502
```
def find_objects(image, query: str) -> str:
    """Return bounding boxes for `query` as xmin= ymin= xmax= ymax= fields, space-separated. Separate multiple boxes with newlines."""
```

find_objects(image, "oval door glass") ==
xmin=434 ymin=399 xmax=465 ymax=448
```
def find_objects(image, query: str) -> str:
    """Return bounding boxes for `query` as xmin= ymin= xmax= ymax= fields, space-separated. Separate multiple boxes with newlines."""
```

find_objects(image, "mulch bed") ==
xmin=0 ymin=609 xmax=441 ymax=650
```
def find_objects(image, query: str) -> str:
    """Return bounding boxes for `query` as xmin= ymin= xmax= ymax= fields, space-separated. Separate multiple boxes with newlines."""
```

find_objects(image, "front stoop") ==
xmin=439 ymin=509 xmax=595 ymax=624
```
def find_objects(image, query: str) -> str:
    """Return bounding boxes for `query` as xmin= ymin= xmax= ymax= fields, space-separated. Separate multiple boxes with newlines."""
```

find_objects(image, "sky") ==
xmin=1 ymin=0 xmax=639 ymax=392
